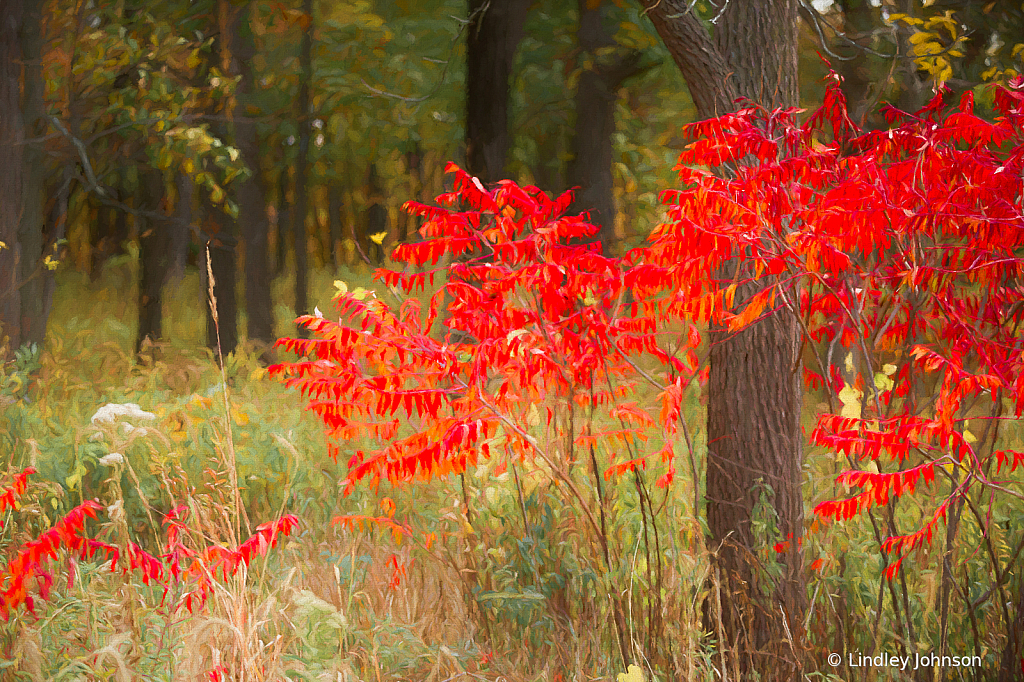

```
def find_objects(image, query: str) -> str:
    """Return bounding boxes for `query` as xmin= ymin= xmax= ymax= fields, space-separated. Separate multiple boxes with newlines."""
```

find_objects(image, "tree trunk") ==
xmin=203 ymin=208 xmax=239 ymax=357
xmin=835 ymin=0 xmax=881 ymax=128
xmin=169 ymin=172 xmax=193 ymax=284
xmin=465 ymin=0 xmax=531 ymax=184
xmin=293 ymin=0 xmax=313 ymax=331
xmin=275 ymin=166 xmax=290 ymax=276
xmin=42 ymin=166 xmax=72 ymax=334
xmin=0 ymin=0 xmax=25 ymax=354
xmin=568 ymin=0 xmax=645 ymax=255
xmin=91 ymin=178 xmax=130 ymax=280
xmin=0 ymin=0 xmax=46 ymax=355
xmin=640 ymin=2 xmax=806 ymax=679
xmin=328 ymin=180 xmax=343 ymax=270
xmin=361 ymin=162 xmax=386 ymax=265
xmin=17 ymin=0 xmax=46 ymax=347
xmin=229 ymin=1 xmax=274 ymax=352
xmin=136 ymin=170 xmax=173 ymax=353
xmin=999 ymin=574 xmax=1024 ymax=682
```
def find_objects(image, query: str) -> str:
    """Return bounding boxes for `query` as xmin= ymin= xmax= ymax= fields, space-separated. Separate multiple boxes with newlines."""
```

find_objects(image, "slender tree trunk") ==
xmin=0 ymin=0 xmax=25 ymax=353
xmin=229 ymin=1 xmax=274 ymax=352
xmin=999 ymin=575 xmax=1024 ymax=682
xmin=275 ymin=166 xmax=290 ymax=276
xmin=136 ymin=170 xmax=173 ymax=353
xmin=42 ymin=166 xmax=72 ymax=332
xmin=640 ymin=2 xmax=806 ymax=679
xmin=169 ymin=172 xmax=193 ymax=284
xmin=202 ymin=207 xmax=239 ymax=356
xmin=568 ymin=0 xmax=645 ymax=255
xmin=200 ymin=1 xmax=239 ymax=356
xmin=835 ymin=0 xmax=880 ymax=128
xmin=328 ymin=179 xmax=342 ymax=269
xmin=91 ymin=177 xmax=130 ymax=280
xmin=465 ymin=0 xmax=531 ymax=184
xmin=400 ymin=142 xmax=422 ymax=243
xmin=361 ymin=162 xmax=386 ymax=265
xmin=293 ymin=0 xmax=313 ymax=330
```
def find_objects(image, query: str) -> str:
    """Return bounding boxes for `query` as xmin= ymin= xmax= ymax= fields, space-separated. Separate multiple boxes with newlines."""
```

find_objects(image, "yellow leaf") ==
xmin=369 ymin=231 xmax=386 ymax=245
xmin=232 ymin=407 xmax=249 ymax=426
xmin=617 ymin=664 xmax=645 ymax=682
xmin=839 ymin=384 xmax=863 ymax=419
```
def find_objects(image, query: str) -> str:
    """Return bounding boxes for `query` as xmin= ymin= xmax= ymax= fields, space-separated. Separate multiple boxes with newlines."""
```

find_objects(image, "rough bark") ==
xmin=0 ymin=0 xmax=25 ymax=353
xmin=639 ymin=1 xmax=806 ymax=678
xmin=229 ymin=2 xmax=274 ymax=352
xmin=465 ymin=0 xmax=531 ymax=184
xmin=568 ymin=0 xmax=645 ymax=255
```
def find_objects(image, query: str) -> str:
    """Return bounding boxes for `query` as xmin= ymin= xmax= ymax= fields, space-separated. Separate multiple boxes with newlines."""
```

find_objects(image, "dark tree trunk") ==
xmin=229 ymin=1 xmax=274 ymax=352
xmin=91 ymin=181 xmax=130 ymax=280
xmin=999 ymin=574 xmax=1024 ymax=681
xmin=275 ymin=166 xmax=290 ymax=276
xmin=362 ymin=163 xmax=386 ymax=265
xmin=0 ymin=0 xmax=46 ymax=354
xmin=292 ymin=0 xmax=313 ymax=331
xmin=465 ymin=0 xmax=530 ymax=184
xmin=136 ymin=170 xmax=173 ymax=353
xmin=169 ymin=172 xmax=193 ymax=284
xmin=199 ymin=3 xmax=239 ymax=356
xmin=202 ymin=209 xmax=239 ymax=357
xmin=397 ymin=144 xmax=421 ymax=244
xmin=568 ymin=0 xmax=645 ymax=255
xmin=17 ymin=0 xmax=46 ymax=347
xmin=640 ymin=2 xmax=806 ymax=679
xmin=42 ymin=166 xmax=72 ymax=334
xmin=328 ymin=180 xmax=342 ymax=270
xmin=835 ymin=0 xmax=881 ymax=128
xmin=0 ymin=0 xmax=24 ymax=354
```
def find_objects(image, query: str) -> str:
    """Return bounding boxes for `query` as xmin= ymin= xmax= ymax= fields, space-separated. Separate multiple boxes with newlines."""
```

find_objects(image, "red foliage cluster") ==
xmin=0 ymin=468 xmax=299 ymax=620
xmin=272 ymin=73 xmax=1024 ymax=585
xmin=639 ymin=74 xmax=1024 ymax=576
xmin=270 ymin=165 xmax=679 ymax=495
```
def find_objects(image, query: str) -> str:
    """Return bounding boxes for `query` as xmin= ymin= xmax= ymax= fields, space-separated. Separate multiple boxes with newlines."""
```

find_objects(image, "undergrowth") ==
xmin=2 ymin=262 xmax=704 ymax=681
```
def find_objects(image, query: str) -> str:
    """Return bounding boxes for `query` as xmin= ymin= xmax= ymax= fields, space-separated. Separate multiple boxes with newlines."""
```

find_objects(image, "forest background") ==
xmin=1 ymin=0 xmax=1024 ymax=680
